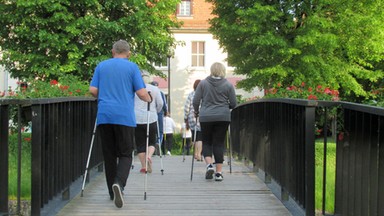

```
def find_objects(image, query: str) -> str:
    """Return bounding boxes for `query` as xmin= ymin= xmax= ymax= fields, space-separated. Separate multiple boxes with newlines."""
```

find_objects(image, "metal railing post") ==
xmin=0 ymin=104 xmax=9 ymax=214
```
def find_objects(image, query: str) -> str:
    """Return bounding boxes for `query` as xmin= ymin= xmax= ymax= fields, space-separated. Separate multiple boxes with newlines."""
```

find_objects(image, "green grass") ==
xmin=8 ymin=133 xmax=31 ymax=200
xmin=171 ymin=133 xmax=184 ymax=155
xmin=315 ymin=139 xmax=336 ymax=214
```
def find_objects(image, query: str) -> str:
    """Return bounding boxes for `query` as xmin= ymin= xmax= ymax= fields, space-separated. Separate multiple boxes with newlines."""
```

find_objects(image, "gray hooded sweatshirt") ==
xmin=192 ymin=76 xmax=237 ymax=122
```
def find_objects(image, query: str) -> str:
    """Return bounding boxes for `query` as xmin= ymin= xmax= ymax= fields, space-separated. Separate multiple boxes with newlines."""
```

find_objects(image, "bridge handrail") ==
xmin=231 ymin=98 xmax=384 ymax=216
xmin=0 ymin=97 xmax=103 ymax=216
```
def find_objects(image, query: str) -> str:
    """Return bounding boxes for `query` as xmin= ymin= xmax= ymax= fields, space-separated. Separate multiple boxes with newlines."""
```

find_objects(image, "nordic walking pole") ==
xmin=227 ymin=124 xmax=232 ymax=174
xmin=81 ymin=118 xmax=97 ymax=197
xmin=182 ymin=124 xmax=186 ymax=162
xmin=190 ymin=119 xmax=197 ymax=181
xmin=144 ymin=93 xmax=151 ymax=200
xmin=131 ymin=149 xmax=135 ymax=169
xmin=156 ymin=120 xmax=164 ymax=175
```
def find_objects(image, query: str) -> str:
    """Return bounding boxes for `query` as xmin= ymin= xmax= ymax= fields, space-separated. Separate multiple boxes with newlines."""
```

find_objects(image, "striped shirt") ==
xmin=184 ymin=91 xmax=200 ymax=131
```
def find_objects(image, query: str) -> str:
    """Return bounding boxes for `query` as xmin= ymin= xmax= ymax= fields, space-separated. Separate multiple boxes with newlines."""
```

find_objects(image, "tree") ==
xmin=0 ymin=0 xmax=181 ymax=81
xmin=207 ymin=0 xmax=384 ymax=102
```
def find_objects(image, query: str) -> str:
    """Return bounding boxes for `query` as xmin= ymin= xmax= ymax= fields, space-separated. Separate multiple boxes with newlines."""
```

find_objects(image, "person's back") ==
xmin=192 ymin=62 xmax=237 ymax=182
xmin=89 ymin=39 xmax=151 ymax=208
xmin=163 ymin=113 xmax=176 ymax=156
xmin=150 ymin=81 xmax=168 ymax=154
xmin=134 ymin=83 xmax=163 ymax=124
xmin=134 ymin=73 xmax=164 ymax=174
xmin=94 ymin=57 xmax=144 ymax=126
xmin=184 ymin=79 xmax=203 ymax=161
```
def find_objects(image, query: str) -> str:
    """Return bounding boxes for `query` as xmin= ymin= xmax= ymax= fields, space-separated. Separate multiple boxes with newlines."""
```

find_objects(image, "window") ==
xmin=177 ymin=0 xmax=192 ymax=16
xmin=192 ymin=41 xmax=205 ymax=67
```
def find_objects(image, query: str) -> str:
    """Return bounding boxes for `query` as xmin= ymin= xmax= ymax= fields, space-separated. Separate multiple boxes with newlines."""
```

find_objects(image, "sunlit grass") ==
xmin=315 ymin=139 xmax=336 ymax=214
xmin=8 ymin=133 xmax=31 ymax=200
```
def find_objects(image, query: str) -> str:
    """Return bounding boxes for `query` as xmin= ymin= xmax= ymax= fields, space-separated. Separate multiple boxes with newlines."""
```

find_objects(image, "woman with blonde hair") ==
xmin=193 ymin=62 xmax=237 ymax=181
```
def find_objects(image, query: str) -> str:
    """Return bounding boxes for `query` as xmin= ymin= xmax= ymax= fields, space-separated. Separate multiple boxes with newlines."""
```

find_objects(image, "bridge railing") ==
xmin=0 ymin=97 xmax=103 ymax=216
xmin=334 ymin=102 xmax=384 ymax=216
xmin=230 ymin=98 xmax=384 ymax=216
xmin=231 ymin=98 xmax=316 ymax=215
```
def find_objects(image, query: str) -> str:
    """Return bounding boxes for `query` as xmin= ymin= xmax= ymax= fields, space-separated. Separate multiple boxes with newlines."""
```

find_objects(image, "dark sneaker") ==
xmin=112 ymin=183 xmax=124 ymax=208
xmin=205 ymin=164 xmax=214 ymax=179
xmin=215 ymin=173 xmax=223 ymax=181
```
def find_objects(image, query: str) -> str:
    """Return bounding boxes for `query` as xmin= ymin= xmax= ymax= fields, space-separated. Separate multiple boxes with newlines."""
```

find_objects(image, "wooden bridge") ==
xmin=2 ymin=98 xmax=383 ymax=216
xmin=55 ymin=155 xmax=292 ymax=216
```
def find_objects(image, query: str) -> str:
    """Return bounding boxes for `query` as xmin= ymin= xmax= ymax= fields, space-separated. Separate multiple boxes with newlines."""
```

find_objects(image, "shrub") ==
xmin=1 ymin=75 xmax=91 ymax=99
xmin=264 ymin=82 xmax=340 ymax=101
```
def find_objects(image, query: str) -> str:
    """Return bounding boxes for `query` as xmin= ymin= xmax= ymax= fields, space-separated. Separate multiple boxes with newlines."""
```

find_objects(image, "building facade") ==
xmin=153 ymin=0 xmax=262 ymax=129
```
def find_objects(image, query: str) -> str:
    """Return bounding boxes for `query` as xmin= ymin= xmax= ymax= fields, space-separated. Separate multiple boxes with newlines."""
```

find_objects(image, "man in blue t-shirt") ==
xmin=90 ymin=40 xmax=151 ymax=208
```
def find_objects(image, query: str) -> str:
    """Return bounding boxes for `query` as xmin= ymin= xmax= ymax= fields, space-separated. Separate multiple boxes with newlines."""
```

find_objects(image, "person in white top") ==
xmin=163 ymin=112 xmax=176 ymax=156
xmin=134 ymin=71 xmax=163 ymax=173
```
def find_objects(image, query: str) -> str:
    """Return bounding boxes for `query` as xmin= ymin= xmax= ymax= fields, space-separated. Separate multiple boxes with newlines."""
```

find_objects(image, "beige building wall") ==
xmin=152 ymin=0 xmax=262 ymax=131
xmin=0 ymin=66 xmax=18 ymax=93
xmin=154 ymin=33 xmax=259 ymax=130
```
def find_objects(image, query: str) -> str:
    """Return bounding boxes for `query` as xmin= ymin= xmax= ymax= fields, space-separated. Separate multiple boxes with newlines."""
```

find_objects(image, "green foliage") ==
xmin=8 ymin=75 xmax=91 ymax=99
xmin=0 ymin=0 xmax=181 ymax=81
xmin=171 ymin=133 xmax=183 ymax=155
xmin=207 ymin=0 xmax=384 ymax=104
xmin=263 ymin=82 xmax=339 ymax=101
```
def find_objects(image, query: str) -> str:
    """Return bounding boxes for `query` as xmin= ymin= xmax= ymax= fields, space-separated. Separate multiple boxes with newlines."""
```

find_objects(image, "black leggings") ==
xmin=163 ymin=133 xmax=173 ymax=152
xmin=200 ymin=121 xmax=229 ymax=164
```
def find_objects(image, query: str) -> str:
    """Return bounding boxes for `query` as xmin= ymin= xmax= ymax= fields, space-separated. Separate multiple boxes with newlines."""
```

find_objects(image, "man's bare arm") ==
xmin=136 ymin=88 xmax=151 ymax=102
xmin=89 ymin=86 xmax=98 ymax=98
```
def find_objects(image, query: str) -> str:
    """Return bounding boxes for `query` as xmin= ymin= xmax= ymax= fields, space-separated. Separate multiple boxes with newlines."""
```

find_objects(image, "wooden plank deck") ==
xmin=57 ymin=155 xmax=291 ymax=216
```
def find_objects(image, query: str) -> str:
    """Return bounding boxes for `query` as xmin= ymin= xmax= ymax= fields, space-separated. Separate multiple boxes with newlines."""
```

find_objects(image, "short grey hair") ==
xmin=112 ymin=40 xmax=130 ymax=54
xmin=141 ymin=70 xmax=152 ymax=83
xmin=210 ymin=62 xmax=226 ymax=78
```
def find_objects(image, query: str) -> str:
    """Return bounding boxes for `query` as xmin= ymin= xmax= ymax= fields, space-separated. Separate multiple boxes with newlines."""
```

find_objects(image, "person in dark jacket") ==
xmin=193 ymin=62 xmax=237 ymax=181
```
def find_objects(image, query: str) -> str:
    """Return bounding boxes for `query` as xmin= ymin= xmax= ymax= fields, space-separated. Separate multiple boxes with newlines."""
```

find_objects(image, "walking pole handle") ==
xmin=148 ymin=91 xmax=152 ymax=111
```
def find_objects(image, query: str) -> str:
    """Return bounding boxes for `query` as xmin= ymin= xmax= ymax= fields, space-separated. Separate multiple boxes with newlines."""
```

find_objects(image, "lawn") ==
xmin=315 ymin=139 xmax=336 ymax=214
xmin=8 ymin=132 xmax=31 ymax=200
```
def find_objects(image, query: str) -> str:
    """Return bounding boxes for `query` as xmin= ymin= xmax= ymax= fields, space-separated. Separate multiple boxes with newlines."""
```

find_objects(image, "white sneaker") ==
xmin=167 ymin=151 xmax=171 ymax=156
xmin=112 ymin=183 xmax=124 ymax=208
xmin=215 ymin=173 xmax=224 ymax=181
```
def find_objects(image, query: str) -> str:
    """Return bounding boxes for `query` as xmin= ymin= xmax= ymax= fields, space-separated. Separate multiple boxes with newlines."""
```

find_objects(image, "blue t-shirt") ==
xmin=90 ymin=58 xmax=145 ymax=127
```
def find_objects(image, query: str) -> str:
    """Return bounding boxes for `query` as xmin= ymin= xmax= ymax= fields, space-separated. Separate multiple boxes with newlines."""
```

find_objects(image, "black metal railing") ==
xmin=231 ymin=98 xmax=316 ymax=215
xmin=231 ymin=98 xmax=384 ymax=216
xmin=334 ymin=102 xmax=384 ymax=216
xmin=0 ymin=97 xmax=103 ymax=216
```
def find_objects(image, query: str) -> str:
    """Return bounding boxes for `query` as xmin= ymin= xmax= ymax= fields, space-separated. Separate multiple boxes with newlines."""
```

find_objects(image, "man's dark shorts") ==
xmin=135 ymin=122 xmax=157 ymax=153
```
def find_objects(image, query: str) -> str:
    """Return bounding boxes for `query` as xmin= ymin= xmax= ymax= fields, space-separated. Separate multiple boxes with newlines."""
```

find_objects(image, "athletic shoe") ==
xmin=215 ymin=173 xmax=224 ymax=181
xmin=167 ymin=151 xmax=172 ymax=156
xmin=205 ymin=164 xmax=214 ymax=179
xmin=112 ymin=183 xmax=124 ymax=208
